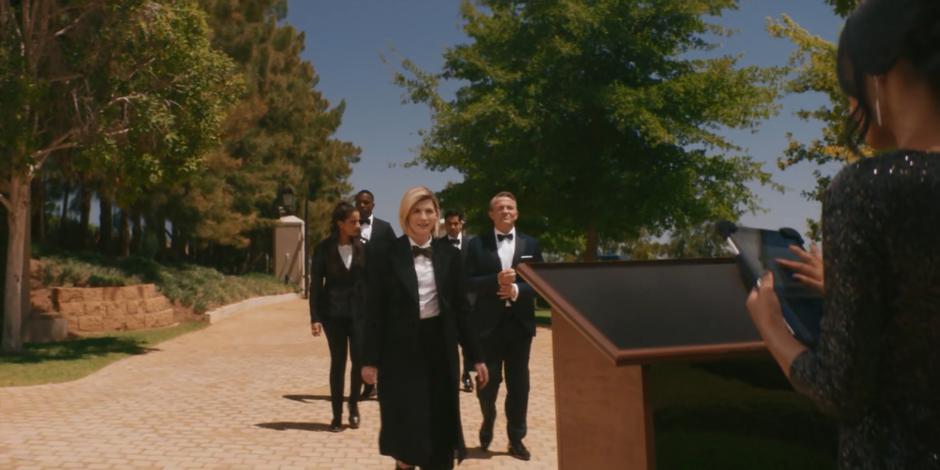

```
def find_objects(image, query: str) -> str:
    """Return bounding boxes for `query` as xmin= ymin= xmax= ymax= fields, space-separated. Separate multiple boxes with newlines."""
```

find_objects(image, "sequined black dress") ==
xmin=789 ymin=150 xmax=940 ymax=469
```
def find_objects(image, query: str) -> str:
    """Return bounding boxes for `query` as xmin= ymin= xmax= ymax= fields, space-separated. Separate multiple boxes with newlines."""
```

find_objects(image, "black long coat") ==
xmin=362 ymin=236 xmax=483 ymax=464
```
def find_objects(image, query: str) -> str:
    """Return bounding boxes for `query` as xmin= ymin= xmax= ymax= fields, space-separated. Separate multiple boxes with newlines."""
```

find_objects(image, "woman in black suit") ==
xmin=360 ymin=186 xmax=489 ymax=470
xmin=309 ymin=201 xmax=367 ymax=432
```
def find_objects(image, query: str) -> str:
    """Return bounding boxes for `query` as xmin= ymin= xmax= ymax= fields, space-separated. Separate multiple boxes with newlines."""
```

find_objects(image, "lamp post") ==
xmin=279 ymin=186 xmax=295 ymax=215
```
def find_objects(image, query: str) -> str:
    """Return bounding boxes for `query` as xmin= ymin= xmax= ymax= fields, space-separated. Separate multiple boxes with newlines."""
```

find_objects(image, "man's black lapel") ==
xmin=512 ymin=231 xmax=527 ymax=268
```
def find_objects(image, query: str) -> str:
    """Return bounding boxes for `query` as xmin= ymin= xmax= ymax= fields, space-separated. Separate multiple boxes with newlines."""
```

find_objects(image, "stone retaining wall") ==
xmin=50 ymin=284 xmax=176 ymax=334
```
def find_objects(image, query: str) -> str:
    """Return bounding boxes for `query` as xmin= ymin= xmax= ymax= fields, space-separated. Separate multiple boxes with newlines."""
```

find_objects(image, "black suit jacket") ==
xmin=308 ymin=237 xmax=366 ymax=323
xmin=361 ymin=236 xmax=482 ymax=460
xmin=465 ymin=230 xmax=543 ymax=337
xmin=365 ymin=216 xmax=397 ymax=250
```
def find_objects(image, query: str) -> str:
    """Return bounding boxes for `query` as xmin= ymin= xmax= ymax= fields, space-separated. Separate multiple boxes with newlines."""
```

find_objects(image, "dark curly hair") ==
xmin=838 ymin=0 xmax=940 ymax=151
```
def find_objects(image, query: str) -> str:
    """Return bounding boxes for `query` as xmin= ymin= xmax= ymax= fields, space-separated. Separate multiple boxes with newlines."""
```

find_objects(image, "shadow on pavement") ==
xmin=3 ymin=337 xmax=159 ymax=364
xmin=255 ymin=422 xmax=337 ymax=432
xmin=283 ymin=394 xmax=332 ymax=403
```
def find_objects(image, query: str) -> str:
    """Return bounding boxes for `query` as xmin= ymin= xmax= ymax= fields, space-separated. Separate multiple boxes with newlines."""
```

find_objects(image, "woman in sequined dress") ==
xmin=746 ymin=0 xmax=940 ymax=468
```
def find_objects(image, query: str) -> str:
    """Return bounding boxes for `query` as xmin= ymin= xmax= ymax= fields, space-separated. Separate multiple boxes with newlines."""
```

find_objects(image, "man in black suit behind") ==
xmin=441 ymin=209 xmax=476 ymax=393
xmin=354 ymin=189 xmax=397 ymax=400
xmin=465 ymin=191 xmax=543 ymax=461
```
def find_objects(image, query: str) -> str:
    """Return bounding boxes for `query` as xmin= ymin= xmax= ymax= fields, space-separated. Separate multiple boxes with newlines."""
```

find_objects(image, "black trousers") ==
xmin=321 ymin=315 xmax=362 ymax=419
xmin=417 ymin=316 xmax=456 ymax=470
xmin=477 ymin=322 xmax=533 ymax=443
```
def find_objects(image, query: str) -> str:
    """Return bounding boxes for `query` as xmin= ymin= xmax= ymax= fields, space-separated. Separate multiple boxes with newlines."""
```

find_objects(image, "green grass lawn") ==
xmin=650 ymin=355 xmax=836 ymax=469
xmin=0 ymin=322 xmax=207 ymax=387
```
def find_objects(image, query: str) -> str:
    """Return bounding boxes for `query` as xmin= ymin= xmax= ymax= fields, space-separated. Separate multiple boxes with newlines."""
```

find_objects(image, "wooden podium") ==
xmin=518 ymin=258 xmax=765 ymax=470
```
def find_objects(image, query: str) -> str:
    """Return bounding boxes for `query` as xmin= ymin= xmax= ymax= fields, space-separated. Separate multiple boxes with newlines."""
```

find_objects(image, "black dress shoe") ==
xmin=461 ymin=373 xmax=473 ymax=393
xmin=508 ymin=441 xmax=531 ymax=461
xmin=329 ymin=417 xmax=342 ymax=432
xmin=348 ymin=412 xmax=360 ymax=429
xmin=479 ymin=428 xmax=493 ymax=452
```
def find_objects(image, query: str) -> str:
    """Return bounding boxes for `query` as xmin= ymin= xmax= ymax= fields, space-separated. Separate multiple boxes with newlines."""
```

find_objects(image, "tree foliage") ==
xmin=1 ymin=0 xmax=239 ymax=352
xmin=766 ymin=1 xmax=862 ymax=240
xmin=395 ymin=0 xmax=783 ymax=258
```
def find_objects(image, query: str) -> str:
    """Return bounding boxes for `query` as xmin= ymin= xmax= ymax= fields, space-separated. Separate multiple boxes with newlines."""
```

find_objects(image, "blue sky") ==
xmin=286 ymin=0 xmax=845 ymax=238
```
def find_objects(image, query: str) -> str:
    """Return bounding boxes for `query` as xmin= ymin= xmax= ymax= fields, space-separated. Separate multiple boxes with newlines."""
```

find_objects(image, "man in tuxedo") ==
xmin=465 ymin=192 xmax=543 ymax=461
xmin=354 ymin=189 xmax=396 ymax=400
xmin=441 ymin=210 xmax=476 ymax=393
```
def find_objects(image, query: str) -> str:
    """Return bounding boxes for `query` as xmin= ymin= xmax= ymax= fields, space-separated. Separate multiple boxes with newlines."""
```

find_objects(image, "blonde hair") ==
xmin=399 ymin=186 xmax=441 ymax=239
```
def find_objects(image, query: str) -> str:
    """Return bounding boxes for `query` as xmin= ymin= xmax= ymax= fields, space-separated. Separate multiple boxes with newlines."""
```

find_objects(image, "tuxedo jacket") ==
xmin=464 ymin=230 xmax=543 ymax=337
xmin=308 ymin=237 xmax=366 ymax=323
xmin=365 ymin=216 xmax=397 ymax=250
xmin=361 ymin=236 xmax=481 ymax=368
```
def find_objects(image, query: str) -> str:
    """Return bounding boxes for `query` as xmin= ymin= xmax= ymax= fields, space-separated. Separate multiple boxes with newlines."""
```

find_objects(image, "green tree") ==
xmin=0 ymin=0 xmax=239 ymax=352
xmin=395 ymin=0 xmax=783 ymax=259
xmin=767 ymin=1 xmax=861 ymax=241
xmin=191 ymin=0 xmax=359 ymax=272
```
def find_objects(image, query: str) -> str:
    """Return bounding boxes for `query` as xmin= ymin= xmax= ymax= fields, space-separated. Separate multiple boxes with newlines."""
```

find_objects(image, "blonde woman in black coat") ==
xmin=361 ymin=186 xmax=489 ymax=470
xmin=310 ymin=201 xmax=367 ymax=432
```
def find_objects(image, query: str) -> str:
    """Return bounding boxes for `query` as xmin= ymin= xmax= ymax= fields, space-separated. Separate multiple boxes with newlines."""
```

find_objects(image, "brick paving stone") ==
xmin=0 ymin=299 xmax=558 ymax=469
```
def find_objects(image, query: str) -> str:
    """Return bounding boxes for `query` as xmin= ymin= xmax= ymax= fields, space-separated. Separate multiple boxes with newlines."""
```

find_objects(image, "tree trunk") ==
xmin=78 ymin=180 xmax=92 ymax=250
xmin=3 ymin=174 xmax=30 ymax=353
xmin=119 ymin=209 xmax=130 ymax=258
xmin=153 ymin=213 xmax=167 ymax=260
xmin=131 ymin=209 xmax=142 ymax=255
xmin=584 ymin=225 xmax=598 ymax=261
xmin=58 ymin=181 xmax=70 ymax=247
xmin=98 ymin=195 xmax=112 ymax=254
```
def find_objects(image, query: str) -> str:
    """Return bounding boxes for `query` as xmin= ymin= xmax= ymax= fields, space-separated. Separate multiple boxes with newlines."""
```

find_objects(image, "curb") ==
xmin=206 ymin=292 xmax=301 ymax=324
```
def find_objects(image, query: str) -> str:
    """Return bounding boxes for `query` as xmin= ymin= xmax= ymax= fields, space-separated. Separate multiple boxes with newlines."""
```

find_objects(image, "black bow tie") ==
xmin=412 ymin=245 xmax=433 ymax=259
xmin=360 ymin=218 xmax=371 ymax=226
xmin=447 ymin=238 xmax=460 ymax=245
xmin=497 ymin=233 xmax=514 ymax=242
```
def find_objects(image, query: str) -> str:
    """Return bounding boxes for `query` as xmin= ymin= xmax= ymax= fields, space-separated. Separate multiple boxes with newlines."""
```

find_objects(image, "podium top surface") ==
xmin=518 ymin=258 xmax=764 ymax=365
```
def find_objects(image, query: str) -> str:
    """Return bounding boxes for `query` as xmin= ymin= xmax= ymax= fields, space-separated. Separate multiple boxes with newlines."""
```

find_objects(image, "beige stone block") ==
xmin=120 ymin=286 xmax=139 ymax=301
xmin=53 ymin=287 xmax=83 ymax=304
xmin=67 ymin=317 xmax=80 ymax=332
xmin=82 ymin=288 xmax=103 ymax=302
xmin=153 ymin=309 xmax=175 ymax=327
xmin=103 ymin=316 xmax=125 ymax=331
xmin=100 ymin=287 xmax=119 ymax=301
xmin=84 ymin=302 xmax=104 ymax=316
xmin=141 ymin=284 xmax=158 ymax=298
xmin=58 ymin=302 xmax=85 ymax=317
xmin=125 ymin=315 xmax=146 ymax=330
xmin=106 ymin=302 xmax=128 ymax=317
xmin=30 ymin=289 xmax=54 ymax=314
xmin=125 ymin=301 xmax=139 ymax=315
xmin=78 ymin=316 xmax=103 ymax=331
xmin=145 ymin=297 xmax=168 ymax=313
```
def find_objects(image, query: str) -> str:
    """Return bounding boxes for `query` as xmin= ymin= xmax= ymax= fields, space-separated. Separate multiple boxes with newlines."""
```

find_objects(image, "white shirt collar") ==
xmin=408 ymin=236 xmax=433 ymax=249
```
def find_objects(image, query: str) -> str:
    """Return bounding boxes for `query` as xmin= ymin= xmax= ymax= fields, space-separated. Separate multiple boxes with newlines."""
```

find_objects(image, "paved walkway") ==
xmin=0 ymin=299 xmax=557 ymax=469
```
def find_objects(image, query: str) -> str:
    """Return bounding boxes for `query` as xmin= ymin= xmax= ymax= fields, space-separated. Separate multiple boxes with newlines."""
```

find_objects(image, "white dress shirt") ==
xmin=360 ymin=214 xmax=374 ymax=242
xmin=495 ymin=228 xmax=520 ymax=301
xmin=410 ymin=237 xmax=440 ymax=319
xmin=337 ymin=244 xmax=353 ymax=270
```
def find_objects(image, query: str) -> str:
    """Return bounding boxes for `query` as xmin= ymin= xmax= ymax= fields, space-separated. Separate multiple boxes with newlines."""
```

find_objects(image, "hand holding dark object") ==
xmin=776 ymin=243 xmax=824 ymax=295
